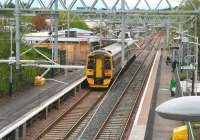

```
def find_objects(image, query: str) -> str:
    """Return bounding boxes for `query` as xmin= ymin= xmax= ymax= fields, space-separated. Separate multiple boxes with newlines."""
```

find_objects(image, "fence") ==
xmin=175 ymin=68 xmax=195 ymax=140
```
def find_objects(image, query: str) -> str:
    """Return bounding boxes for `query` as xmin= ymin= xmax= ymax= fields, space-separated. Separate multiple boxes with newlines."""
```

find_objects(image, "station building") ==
xmin=22 ymin=28 xmax=100 ymax=64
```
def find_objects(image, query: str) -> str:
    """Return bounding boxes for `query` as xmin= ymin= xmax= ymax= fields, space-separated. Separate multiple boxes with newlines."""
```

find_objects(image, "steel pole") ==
xmin=166 ymin=25 xmax=169 ymax=51
xmin=15 ymin=0 xmax=20 ymax=69
xmin=121 ymin=0 xmax=125 ymax=67
xmin=54 ymin=0 xmax=58 ymax=62
xmin=195 ymin=18 xmax=198 ymax=96
xmin=100 ymin=12 xmax=102 ymax=48
xmin=9 ymin=27 xmax=13 ymax=96
xmin=195 ymin=37 xmax=198 ymax=96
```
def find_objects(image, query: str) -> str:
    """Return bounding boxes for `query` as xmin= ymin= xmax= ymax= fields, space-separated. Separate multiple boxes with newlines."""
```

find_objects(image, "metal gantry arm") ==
xmin=1 ymin=0 xmax=199 ymax=13
xmin=1 ymin=0 xmax=199 ymax=71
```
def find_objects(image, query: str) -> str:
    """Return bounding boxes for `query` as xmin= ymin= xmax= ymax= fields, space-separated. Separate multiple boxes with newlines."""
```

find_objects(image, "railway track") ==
xmin=95 ymin=36 xmax=162 ymax=140
xmin=57 ymin=34 xmax=160 ymax=140
xmin=78 ymin=33 xmax=162 ymax=140
xmin=35 ymin=90 xmax=104 ymax=140
xmin=30 ymin=34 xmax=161 ymax=140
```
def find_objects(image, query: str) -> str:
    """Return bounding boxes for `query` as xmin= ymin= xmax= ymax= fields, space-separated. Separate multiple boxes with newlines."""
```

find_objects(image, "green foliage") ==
xmin=179 ymin=71 xmax=187 ymax=80
xmin=0 ymin=32 xmax=50 ymax=95
xmin=58 ymin=12 xmax=89 ymax=30
xmin=181 ymin=0 xmax=200 ymax=38
xmin=182 ymin=0 xmax=200 ymax=10
xmin=70 ymin=15 xmax=89 ymax=30
xmin=181 ymin=0 xmax=200 ymax=71
xmin=0 ymin=11 xmax=13 ymax=16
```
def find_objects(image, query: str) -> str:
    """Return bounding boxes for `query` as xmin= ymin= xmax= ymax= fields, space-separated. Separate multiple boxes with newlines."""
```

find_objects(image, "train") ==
xmin=85 ymin=40 xmax=136 ymax=88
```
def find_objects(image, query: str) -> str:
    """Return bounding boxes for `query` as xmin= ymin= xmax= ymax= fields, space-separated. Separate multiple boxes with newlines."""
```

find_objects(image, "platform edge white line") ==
xmin=133 ymin=51 xmax=159 ymax=126
xmin=0 ymin=76 xmax=86 ymax=139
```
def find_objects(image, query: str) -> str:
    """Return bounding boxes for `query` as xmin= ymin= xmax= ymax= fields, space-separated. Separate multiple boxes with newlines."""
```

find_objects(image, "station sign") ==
xmin=180 ymin=65 xmax=194 ymax=70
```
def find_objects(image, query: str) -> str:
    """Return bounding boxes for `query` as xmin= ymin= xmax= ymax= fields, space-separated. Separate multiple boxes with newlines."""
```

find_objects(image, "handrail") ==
xmin=175 ymin=68 xmax=195 ymax=140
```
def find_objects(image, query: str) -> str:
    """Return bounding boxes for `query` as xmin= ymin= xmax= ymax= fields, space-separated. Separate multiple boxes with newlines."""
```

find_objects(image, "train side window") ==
xmin=104 ymin=59 xmax=111 ymax=70
xmin=88 ymin=59 xmax=95 ymax=69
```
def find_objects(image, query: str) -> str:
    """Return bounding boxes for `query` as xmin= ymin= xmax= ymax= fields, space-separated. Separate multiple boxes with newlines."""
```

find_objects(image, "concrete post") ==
xmin=56 ymin=99 xmax=61 ymax=109
xmin=22 ymin=123 xmax=26 ymax=138
xmin=74 ymin=87 xmax=77 ymax=96
xmin=79 ymin=84 xmax=81 ymax=91
xmin=45 ymin=107 xmax=48 ymax=119
xmin=15 ymin=128 xmax=19 ymax=140
xmin=42 ymin=107 xmax=48 ymax=119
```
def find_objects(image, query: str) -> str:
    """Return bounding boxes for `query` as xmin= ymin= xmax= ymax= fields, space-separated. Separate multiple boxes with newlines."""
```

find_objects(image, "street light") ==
xmin=176 ymin=32 xmax=199 ymax=96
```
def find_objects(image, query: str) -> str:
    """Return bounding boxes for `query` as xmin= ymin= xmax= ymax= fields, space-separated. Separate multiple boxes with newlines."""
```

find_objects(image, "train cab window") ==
xmin=87 ymin=59 xmax=95 ymax=69
xmin=104 ymin=59 xmax=111 ymax=70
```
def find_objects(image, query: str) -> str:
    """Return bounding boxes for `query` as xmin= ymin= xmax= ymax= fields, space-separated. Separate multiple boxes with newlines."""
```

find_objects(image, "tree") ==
xmin=181 ymin=0 xmax=200 ymax=71
xmin=181 ymin=0 xmax=200 ymax=38
xmin=70 ymin=15 xmax=89 ymax=30
xmin=5 ymin=2 xmax=15 ymax=8
xmin=32 ymin=16 xmax=47 ymax=31
xmin=182 ymin=0 xmax=200 ymax=10
xmin=58 ymin=12 xmax=89 ymax=30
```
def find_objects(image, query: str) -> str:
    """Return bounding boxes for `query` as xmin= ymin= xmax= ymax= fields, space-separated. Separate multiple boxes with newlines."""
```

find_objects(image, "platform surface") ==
xmin=129 ymin=50 xmax=183 ymax=140
xmin=152 ymin=51 xmax=182 ymax=140
xmin=0 ymin=70 xmax=84 ymax=131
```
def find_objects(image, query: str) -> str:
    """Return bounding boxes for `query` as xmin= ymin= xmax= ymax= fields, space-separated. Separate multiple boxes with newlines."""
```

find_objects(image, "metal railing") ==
xmin=175 ymin=68 xmax=195 ymax=140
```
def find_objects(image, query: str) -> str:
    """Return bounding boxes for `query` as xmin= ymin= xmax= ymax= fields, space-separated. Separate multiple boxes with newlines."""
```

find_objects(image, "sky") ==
xmin=1 ymin=0 xmax=182 ymax=9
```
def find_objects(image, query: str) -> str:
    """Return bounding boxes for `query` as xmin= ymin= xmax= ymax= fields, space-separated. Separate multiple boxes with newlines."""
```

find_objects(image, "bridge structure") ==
xmin=0 ymin=0 xmax=199 ymax=68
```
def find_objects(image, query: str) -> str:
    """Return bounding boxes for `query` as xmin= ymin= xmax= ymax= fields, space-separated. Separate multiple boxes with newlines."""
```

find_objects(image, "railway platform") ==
xmin=0 ymin=70 xmax=85 ymax=139
xmin=128 ymin=50 xmax=183 ymax=140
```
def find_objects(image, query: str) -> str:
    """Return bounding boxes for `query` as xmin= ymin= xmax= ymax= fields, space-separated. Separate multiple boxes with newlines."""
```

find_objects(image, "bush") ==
xmin=0 ymin=32 xmax=50 ymax=95
xmin=179 ymin=71 xmax=187 ymax=80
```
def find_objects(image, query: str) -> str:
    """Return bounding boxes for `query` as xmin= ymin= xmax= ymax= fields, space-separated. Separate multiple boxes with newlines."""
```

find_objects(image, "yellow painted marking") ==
xmin=96 ymin=58 xmax=102 ymax=78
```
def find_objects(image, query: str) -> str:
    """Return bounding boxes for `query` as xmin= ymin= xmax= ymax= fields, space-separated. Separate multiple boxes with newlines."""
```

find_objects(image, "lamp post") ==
xmin=175 ymin=31 xmax=199 ymax=95
xmin=182 ymin=33 xmax=199 ymax=96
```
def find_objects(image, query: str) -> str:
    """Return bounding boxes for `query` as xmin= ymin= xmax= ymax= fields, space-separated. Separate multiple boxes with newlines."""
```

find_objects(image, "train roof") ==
xmin=91 ymin=39 xmax=135 ymax=56
xmin=102 ymin=42 xmax=122 ymax=56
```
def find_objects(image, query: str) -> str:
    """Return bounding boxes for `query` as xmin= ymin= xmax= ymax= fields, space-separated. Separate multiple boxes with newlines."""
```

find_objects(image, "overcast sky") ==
xmin=1 ymin=0 xmax=182 ymax=9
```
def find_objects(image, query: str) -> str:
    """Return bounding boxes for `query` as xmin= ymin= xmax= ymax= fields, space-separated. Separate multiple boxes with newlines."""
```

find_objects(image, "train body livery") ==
xmin=85 ymin=40 xmax=135 ymax=88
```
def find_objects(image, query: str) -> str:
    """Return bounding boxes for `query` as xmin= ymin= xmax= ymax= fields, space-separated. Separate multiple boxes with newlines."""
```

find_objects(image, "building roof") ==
xmin=24 ymin=28 xmax=93 ymax=38
xmin=22 ymin=28 xmax=97 ymax=44
xmin=62 ymin=28 xmax=93 ymax=34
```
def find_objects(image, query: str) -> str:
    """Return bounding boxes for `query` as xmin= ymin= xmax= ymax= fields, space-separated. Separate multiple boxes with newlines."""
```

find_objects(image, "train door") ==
xmin=95 ymin=58 xmax=103 ymax=78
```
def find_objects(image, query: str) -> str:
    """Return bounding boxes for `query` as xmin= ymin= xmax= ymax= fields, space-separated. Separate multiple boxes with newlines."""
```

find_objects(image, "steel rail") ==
xmin=94 ymin=34 xmax=162 ymax=140
xmin=35 ymin=90 xmax=104 ymax=140
xmin=64 ymin=34 xmax=158 ymax=140
xmin=120 ymin=35 xmax=162 ymax=140
xmin=62 ymin=93 xmax=105 ymax=140
xmin=35 ymin=91 xmax=90 ymax=140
